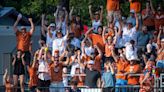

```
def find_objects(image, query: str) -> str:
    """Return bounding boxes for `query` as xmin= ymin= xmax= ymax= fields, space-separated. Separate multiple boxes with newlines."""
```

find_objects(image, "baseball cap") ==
xmin=49 ymin=23 xmax=56 ymax=27
xmin=21 ymin=26 xmax=26 ymax=29
xmin=87 ymin=60 xmax=94 ymax=65
xmin=130 ymin=9 xmax=135 ymax=14
xmin=126 ymin=19 xmax=133 ymax=24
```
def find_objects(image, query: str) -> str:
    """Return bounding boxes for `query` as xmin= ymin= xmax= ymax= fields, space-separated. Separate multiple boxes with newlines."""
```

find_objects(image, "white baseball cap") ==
xmin=87 ymin=60 xmax=94 ymax=65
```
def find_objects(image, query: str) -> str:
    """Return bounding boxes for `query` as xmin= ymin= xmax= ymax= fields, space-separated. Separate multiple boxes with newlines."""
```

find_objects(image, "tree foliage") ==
xmin=1 ymin=0 xmax=163 ymax=25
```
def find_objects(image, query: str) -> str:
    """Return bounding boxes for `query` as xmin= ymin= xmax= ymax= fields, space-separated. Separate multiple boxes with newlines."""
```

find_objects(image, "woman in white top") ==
xmin=37 ymin=47 xmax=51 ymax=92
xmin=89 ymin=5 xmax=103 ymax=33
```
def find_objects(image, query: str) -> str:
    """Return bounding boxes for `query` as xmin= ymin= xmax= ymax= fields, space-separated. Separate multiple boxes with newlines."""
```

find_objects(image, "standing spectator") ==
xmin=129 ymin=0 xmax=141 ymax=13
xmin=3 ymin=69 xmax=14 ymax=92
xmin=37 ymin=47 xmax=51 ymax=92
xmin=45 ymin=22 xmax=57 ymax=51
xmin=28 ymin=50 xmax=39 ymax=92
xmin=13 ymin=14 xmax=35 ymax=70
xmin=89 ymin=5 xmax=103 ymax=33
xmin=51 ymin=27 xmax=69 ymax=56
xmin=62 ymin=67 xmax=68 ymax=87
xmin=127 ymin=10 xmax=136 ymax=26
xmin=106 ymin=0 xmax=119 ymax=22
xmin=12 ymin=50 xmax=25 ymax=92
xmin=85 ymin=27 xmax=105 ymax=53
xmin=101 ymin=59 xmax=115 ymax=92
xmin=150 ymin=0 xmax=164 ymax=31
xmin=83 ymin=60 xmax=101 ymax=88
xmin=139 ymin=61 xmax=155 ymax=92
xmin=141 ymin=1 xmax=155 ymax=31
xmin=125 ymin=56 xmax=142 ymax=92
xmin=49 ymin=50 xmax=70 ymax=92
xmin=55 ymin=6 xmax=68 ymax=35
xmin=112 ymin=47 xmax=129 ymax=92
xmin=156 ymin=27 xmax=164 ymax=75
xmin=122 ymin=13 xmax=139 ymax=43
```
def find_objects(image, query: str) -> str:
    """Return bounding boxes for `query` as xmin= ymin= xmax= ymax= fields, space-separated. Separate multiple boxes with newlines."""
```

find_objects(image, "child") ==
xmin=3 ymin=69 xmax=14 ymax=92
xmin=28 ymin=50 xmax=39 ymax=92
xmin=63 ymin=67 xmax=68 ymax=87
xmin=101 ymin=58 xmax=115 ymax=92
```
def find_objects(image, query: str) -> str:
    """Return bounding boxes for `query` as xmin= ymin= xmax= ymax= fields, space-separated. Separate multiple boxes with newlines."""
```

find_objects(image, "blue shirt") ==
xmin=102 ymin=71 xmax=114 ymax=87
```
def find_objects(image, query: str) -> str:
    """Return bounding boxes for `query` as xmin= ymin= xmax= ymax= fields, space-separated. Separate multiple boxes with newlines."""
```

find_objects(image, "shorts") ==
xmin=24 ymin=51 xmax=31 ymax=65
xmin=38 ymin=79 xmax=50 ymax=91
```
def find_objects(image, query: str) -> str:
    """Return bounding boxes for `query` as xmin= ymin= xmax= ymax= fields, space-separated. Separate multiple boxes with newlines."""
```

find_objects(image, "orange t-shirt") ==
xmin=126 ymin=64 xmax=141 ymax=85
xmin=116 ymin=58 xmax=129 ymax=80
xmin=89 ymin=34 xmax=105 ymax=52
xmin=105 ymin=44 xmax=112 ymax=57
xmin=16 ymin=31 xmax=31 ymax=51
xmin=71 ymin=23 xmax=81 ymax=38
xmin=139 ymin=73 xmax=154 ymax=92
xmin=49 ymin=63 xmax=63 ymax=82
xmin=142 ymin=9 xmax=155 ymax=26
xmin=157 ymin=51 xmax=164 ymax=61
xmin=130 ymin=1 xmax=141 ymax=13
xmin=28 ymin=67 xmax=38 ymax=88
xmin=106 ymin=0 xmax=119 ymax=11
xmin=155 ymin=12 xmax=164 ymax=31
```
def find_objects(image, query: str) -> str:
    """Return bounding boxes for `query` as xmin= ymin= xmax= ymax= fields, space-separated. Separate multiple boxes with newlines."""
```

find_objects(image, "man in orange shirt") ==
xmin=112 ymin=47 xmax=129 ymax=92
xmin=13 ymin=14 xmax=35 ymax=68
xmin=106 ymin=0 xmax=119 ymax=22
xmin=125 ymin=56 xmax=141 ymax=92
xmin=85 ymin=26 xmax=105 ymax=53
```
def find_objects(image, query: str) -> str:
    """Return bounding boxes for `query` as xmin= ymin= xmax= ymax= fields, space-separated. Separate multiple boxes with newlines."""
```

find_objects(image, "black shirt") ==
xmin=84 ymin=68 xmax=101 ymax=88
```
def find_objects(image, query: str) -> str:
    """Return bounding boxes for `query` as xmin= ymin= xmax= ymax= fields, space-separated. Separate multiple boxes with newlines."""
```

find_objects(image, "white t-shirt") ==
xmin=71 ymin=37 xmax=81 ymax=48
xmin=52 ymin=35 xmax=67 ymax=56
xmin=38 ymin=59 xmax=51 ymax=80
xmin=84 ymin=46 xmax=94 ymax=57
xmin=122 ymin=26 xmax=137 ymax=44
xmin=92 ymin=20 xmax=101 ymax=33
xmin=125 ymin=43 xmax=138 ymax=61
xmin=46 ymin=30 xmax=56 ymax=48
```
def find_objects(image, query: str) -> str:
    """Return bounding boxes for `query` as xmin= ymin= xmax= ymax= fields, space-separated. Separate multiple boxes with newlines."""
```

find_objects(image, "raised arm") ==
xmin=63 ymin=7 xmax=69 ymax=24
xmin=135 ymin=13 xmax=139 ymax=30
xmin=111 ymin=46 xmax=119 ymax=63
xmin=3 ymin=69 xmax=8 ymax=85
xmin=21 ymin=53 xmax=26 ymax=66
xmin=47 ymin=26 xmax=53 ymax=38
xmin=13 ymin=14 xmax=22 ymax=33
xmin=100 ymin=6 xmax=103 ymax=22
xmin=102 ymin=27 xmax=107 ymax=44
xmin=54 ymin=5 xmax=59 ymax=21
xmin=41 ymin=14 xmax=47 ymax=37
xmin=157 ymin=26 xmax=162 ymax=45
xmin=150 ymin=0 xmax=155 ymax=14
xmin=109 ymin=62 xmax=114 ymax=74
xmin=29 ymin=18 xmax=35 ymax=35
xmin=94 ymin=45 xmax=102 ymax=58
xmin=12 ymin=55 xmax=16 ymax=66
xmin=85 ymin=27 xmax=94 ymax=37
xmin=69 ymin=6 xmax=74 ymax=21
xmin=89 ymin=5 xmax=94 ymax=21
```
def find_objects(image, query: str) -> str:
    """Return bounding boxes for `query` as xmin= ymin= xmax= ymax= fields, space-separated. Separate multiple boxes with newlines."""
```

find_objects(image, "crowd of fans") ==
xmin=3 ymin=0 xmax=164 ymax=92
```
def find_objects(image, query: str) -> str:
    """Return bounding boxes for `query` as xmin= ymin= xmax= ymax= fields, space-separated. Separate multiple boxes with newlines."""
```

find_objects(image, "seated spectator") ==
xmin=66 ymin=80 xmax=81 ymax=92
xmin=101 ymin=59 xmax=115 ymax=92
